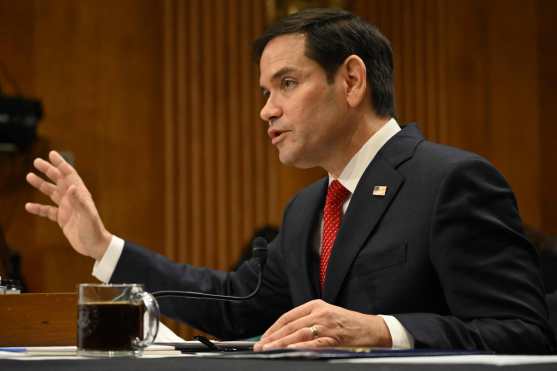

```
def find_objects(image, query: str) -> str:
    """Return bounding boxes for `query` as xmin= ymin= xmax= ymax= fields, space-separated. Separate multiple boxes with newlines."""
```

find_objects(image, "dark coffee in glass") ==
xmin=77 ymin=302 xmax=144 ymax=351
xmin=77 ymin=284 xmax=159 ymax=357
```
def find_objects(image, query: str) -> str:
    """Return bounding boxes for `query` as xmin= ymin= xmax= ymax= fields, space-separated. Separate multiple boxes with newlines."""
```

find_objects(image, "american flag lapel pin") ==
xmin=372 ymin=185 xmax=387 ymax=197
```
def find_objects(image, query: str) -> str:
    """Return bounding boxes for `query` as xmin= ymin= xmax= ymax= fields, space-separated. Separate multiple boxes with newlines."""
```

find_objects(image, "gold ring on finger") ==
xmin=309 ymin=325 xmax=319 ymax=338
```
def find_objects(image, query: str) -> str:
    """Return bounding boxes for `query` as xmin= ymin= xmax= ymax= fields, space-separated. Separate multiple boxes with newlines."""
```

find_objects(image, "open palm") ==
xmin=25 ymin=151 xmax=111 ymax=260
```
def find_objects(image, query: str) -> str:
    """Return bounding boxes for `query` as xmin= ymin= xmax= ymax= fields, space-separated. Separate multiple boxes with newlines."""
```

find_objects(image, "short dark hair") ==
xmin=253 ymin=8 xmax=395 ymax=118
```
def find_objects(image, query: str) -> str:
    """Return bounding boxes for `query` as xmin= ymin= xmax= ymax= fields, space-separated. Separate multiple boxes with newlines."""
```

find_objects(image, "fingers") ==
xmin=32 ymin=151 xmax=75 ymax=184
xmin=255 ymin=300 xmax=330 ymax=351
xmin=25 ymin=202 xmax=58 ymax=222
xmin=261 ymin=300 xmax=318 ymax=339
xmin=49 ymin=150 xmax=75 ymax=176
xmin=26 ymin=172 xmax=61 ymax=203
xmin=258 ymin=325 xmax=322 ymax=350
xmin=260 ymin=312 xmax=316 ymax=346
xmin=33 ymin=157 xmax=62 ymax=184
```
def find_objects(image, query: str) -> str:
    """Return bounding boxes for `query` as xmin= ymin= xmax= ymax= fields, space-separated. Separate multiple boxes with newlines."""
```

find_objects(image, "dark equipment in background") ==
xmin=0 ymin=63 xmax=41 ymax=291
xmin=0 ymin=95 xmax=43 ymax=151
xmin=0 ymin=225 xmax=25 ymax=292
xmin=0 ymin=61 xmax=43 ymax=151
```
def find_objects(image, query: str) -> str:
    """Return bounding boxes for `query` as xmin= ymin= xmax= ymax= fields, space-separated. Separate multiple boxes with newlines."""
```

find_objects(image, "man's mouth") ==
xmin=268 ymin=128 xmax=289 ymax=145
xmin=272 ymin=131 xmax=289 ymax=145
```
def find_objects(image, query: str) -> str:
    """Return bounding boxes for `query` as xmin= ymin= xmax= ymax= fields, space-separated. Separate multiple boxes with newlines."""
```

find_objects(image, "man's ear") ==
xmin=341 ymin=55 xmax=367 ymax=108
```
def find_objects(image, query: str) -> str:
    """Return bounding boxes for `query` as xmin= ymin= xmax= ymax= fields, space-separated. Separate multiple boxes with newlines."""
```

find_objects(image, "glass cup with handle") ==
xmin=77 ymin=283 xmax=159 ymax=357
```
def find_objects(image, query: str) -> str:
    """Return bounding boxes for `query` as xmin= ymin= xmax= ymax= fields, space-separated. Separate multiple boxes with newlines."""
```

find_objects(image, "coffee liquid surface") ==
xmin=78 ymin=302 xmax=144 ymax=351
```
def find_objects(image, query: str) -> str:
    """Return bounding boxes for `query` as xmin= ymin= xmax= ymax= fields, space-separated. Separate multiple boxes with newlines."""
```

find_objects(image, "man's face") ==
xmin=259 ymin=34 xmax=349 ymax=169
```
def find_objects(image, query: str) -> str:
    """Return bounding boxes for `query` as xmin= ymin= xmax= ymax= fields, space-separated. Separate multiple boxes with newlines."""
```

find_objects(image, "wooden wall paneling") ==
xmin=161 ymin=0 xmax=178 ymax=338
xmin=253 ymin=0 xmax=268 ymax=229
xmin=201 ymin=0 xmax=216 ymax=269
xmin=226 ymin=0 xmax=242 ymax=268
xmin=214 ymin=0 xmax=229 ymax=270
xmin=539 ymin=0 xmax=557 ymax=234
xmin=100 ymin=0 xmax=165 ymax=251
xmin=401 ymin=0 xmax=416 ymax=123
xmin=413 ymin=0 xmax=425 ymax=133
xmin=423 ymin=0 xmax=438 ymax=140
xmin=444 ymin=0 xmax=490 ymax=155
xmin=31 ymin=1 xmax=100 ymax=291
xmin=188 ymin=0 xmax=202 ymax=268
xmin=0 ymin=1 xmax=35 ymax=96
xmin=163 ymin=0 xmax=275 ymax=339
xmin=163 ymin=0 xmax=177 ymax=263
xmin=24 ymin=0 xmax=165 ymax=291
xmin=485 ymin=0 xmax=540 ymax=226
xmin=0 ymin=0 xmax=41 ymax=288
xmin=179 ymin=0 xmax=189 ymax=264
xmin=240 ymin=0 xmax=255 ymax=245
xmin=436 ymin=0 xmax=449 ymax=144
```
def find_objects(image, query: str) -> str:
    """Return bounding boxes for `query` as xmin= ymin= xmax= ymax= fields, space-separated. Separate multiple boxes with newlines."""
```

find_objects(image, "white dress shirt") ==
xmin=93 ymin=117 xmax=414 ymax=349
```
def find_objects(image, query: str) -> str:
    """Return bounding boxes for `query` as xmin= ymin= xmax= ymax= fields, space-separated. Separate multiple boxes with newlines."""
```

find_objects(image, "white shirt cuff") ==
xmin=378 ymin=315 xmax=415 ymax=349
xmin=92 ymin=235 xmax=125 ymax=283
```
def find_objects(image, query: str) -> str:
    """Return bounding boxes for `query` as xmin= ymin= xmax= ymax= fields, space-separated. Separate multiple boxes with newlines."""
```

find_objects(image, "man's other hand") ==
xmin=253 ymin=299 xmax=392 ymax=351
xmin=25 ymin=150 xmax=112 ymax=260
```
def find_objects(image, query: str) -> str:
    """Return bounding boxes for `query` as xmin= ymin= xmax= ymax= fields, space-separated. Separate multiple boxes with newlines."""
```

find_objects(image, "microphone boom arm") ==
xmin=151 ymin=237 xmax=268 ymax=302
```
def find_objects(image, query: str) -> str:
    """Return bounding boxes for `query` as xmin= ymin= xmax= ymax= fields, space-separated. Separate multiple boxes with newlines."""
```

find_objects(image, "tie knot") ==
xmin=326 ymin=180 xmax=350 ymax=207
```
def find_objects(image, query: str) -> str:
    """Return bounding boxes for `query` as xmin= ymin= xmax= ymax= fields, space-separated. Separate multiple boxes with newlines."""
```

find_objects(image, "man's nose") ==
xmin=260 ymin=97 xmax=281 ymax=123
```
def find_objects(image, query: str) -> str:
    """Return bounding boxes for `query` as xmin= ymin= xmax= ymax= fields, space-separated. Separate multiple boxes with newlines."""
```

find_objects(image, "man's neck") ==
xmin=325 ymin=115 xmax=391 ymax=178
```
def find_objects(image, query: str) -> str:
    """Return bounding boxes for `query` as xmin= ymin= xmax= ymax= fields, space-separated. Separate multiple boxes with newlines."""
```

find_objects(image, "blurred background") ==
xmin=1 ymin=0 xmax=556 ymax=338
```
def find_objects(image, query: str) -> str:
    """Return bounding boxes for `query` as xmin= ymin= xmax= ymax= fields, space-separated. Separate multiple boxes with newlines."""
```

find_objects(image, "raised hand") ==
xmin=253 ymin=299 xmax=392 ymax=351
xmin=25 ymin=150 xmax=112 ymax=260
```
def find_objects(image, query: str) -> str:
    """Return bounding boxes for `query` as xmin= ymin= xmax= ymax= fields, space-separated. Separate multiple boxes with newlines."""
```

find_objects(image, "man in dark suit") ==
xmin=25 ymin=9 xmax=555 ymax=353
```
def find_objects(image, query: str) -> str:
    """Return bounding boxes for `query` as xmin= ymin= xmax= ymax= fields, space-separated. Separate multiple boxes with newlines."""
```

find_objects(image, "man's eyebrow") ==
xmin=270 ymin=67 xmax=298 ymax=82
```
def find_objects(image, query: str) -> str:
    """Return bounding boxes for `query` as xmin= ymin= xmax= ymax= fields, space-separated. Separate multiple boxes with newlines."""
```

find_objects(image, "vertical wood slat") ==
xmin=189 ymin=0 xmax=202 ymax=268
xmin=437 ymin=0 xmax=449 ymax=144
xmin=214 ymin=0 xmax=228 ymax=270
xmin=227 ymin=0 xmax=242 ymax=272
xmin=163 ymin=0 xmax=176 ymax=263
xmin=201 ymin=0 xmax=215 ymax=269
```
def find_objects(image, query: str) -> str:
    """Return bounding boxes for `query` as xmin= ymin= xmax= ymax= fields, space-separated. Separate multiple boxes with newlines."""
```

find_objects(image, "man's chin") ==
xmin=278 ymin=151 xmax=315 ymax=169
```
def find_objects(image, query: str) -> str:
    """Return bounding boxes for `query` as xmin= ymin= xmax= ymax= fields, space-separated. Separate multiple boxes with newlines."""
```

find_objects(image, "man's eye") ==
xmin=281 ymin=79 xmax=297 ymax=90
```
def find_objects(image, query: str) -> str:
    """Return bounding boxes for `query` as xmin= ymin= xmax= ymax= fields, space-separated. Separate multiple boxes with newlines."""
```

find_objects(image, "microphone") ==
xmin=151 ymin=237 xmax=268 ymax=302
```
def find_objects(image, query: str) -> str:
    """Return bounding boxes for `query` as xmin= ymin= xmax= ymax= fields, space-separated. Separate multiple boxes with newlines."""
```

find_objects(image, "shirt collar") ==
xmin=329 ymin=118 xmax=401 ymax=193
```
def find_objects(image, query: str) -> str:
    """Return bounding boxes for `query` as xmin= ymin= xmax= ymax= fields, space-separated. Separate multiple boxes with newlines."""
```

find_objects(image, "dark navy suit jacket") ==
xmin=111 ymin=124 xmax=555 ymax=353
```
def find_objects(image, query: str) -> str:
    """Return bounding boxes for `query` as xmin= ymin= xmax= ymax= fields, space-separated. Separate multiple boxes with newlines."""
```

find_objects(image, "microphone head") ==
xmin=251 ymin=236 xmax=268 ymax=268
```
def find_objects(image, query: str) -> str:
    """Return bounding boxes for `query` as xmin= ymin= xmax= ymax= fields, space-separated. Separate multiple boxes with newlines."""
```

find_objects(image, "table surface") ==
xmin=2 ymin=355 xmax=557 ymax=371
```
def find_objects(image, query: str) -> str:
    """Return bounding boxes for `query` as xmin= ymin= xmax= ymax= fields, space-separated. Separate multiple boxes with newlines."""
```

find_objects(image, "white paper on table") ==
xmin=154 ymin=322 xmax=187 ymax=343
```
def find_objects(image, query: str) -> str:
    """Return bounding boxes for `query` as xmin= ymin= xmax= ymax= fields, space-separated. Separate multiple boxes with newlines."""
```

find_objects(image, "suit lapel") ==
xmin=322 ymin=124 xmax=424 ymax=303
xmin=285 ymin=178 xmax=327 ymax=302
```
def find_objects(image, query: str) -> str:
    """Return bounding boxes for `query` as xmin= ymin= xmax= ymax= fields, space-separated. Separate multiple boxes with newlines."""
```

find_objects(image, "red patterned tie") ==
xmin=320 ymin=180 xmax=350 ymax=290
